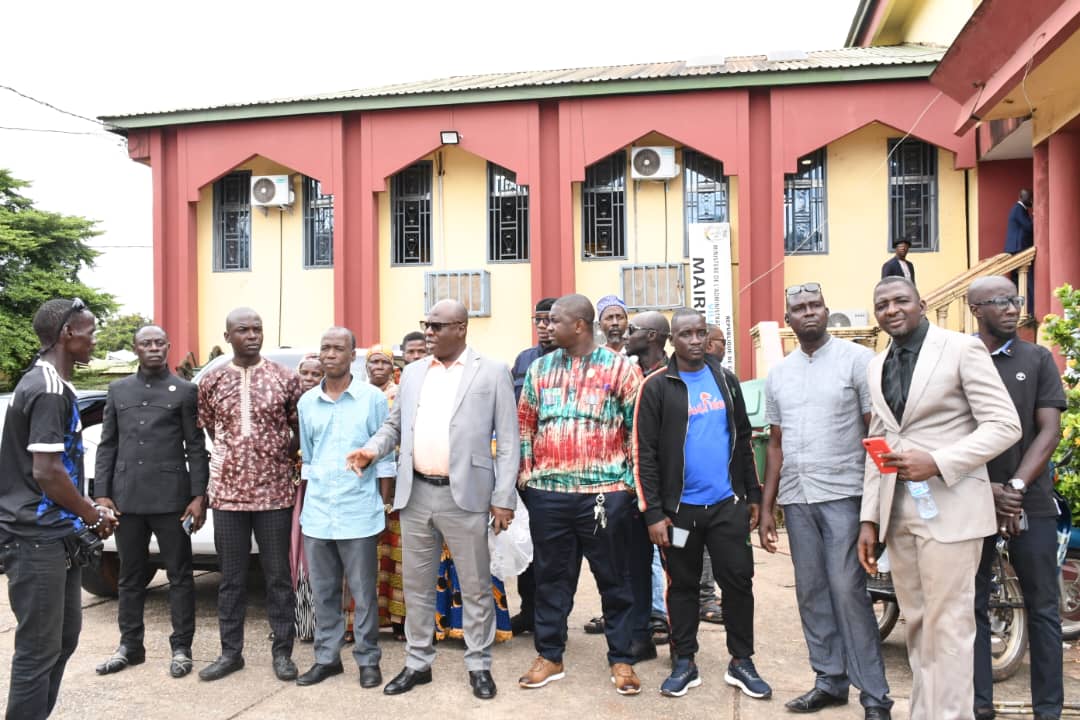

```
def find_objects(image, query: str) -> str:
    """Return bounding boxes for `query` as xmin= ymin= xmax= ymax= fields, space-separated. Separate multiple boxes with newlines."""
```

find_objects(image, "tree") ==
xmin=0 ymin=168 xmax=116 ymax=388
xmin=93 ymin=313 xmax=153 ymax=359
xmin=1042 ymin=284 xmax=1080 ymax=515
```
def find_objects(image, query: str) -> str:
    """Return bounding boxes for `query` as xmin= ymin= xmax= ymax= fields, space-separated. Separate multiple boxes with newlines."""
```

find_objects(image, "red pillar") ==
xmin=1048 ymin=131 xmax=1080 ymax=327
xmin=1033 ymin=141 xmax=1051 ymax=322
xmin=335 ymin=114 xmax=380 ymax=346
xmin=536 ymin=102 xmax=574 ymax=303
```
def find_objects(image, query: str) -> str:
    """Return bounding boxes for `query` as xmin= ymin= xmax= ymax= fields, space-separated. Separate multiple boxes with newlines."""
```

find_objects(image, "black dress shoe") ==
xmin=630 ymin=642 xmax=658 ymax=663
xmin=383 ymin=666 xmax=432 ymax=695
xmin=864 ymin=708 xmax=892 ymax=720
xmin=510 ymin=613 xmax=534 ymax=636
xmin=974 ymin=708 xmax=996 ymax=720
xmin=784 ymin=687 xmax=849 ymax=713
xmin=296 ymin=661 xmax=343 ymax=686
xmin=273 ymin=654 xmax=298 ymax=681
xmin=359 ymin=665 xmax=382 ymax=688
xmin=199 ymin=655 xmax=245 ymax=682
xmin=95 ymin=645 xmax=146 ymax=675
xmin=169 ymin=650 xmax=193 ymax=678
xmin=469 ymin=670 xmax=497 ymax=699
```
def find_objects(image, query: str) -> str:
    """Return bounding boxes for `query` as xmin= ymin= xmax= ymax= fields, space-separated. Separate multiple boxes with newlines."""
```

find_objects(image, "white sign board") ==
xmin=688 ymin=222 xmax=735 ymax=372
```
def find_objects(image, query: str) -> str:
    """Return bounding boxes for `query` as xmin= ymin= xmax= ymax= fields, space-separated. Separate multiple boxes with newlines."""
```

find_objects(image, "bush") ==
xmin=1042 ymin=284 xmax=1080 ymax=516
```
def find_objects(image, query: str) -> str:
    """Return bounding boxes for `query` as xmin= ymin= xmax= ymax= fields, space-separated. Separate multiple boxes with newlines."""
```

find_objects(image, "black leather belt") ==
xmin=415 ymin=471 xmax=450 ymax=486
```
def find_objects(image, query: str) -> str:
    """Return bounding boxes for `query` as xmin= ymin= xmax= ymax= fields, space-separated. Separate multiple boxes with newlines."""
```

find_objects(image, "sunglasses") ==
xmin=972 ymin=296 xmax=1024 ymax=309
xmin=785 ymin=283 xmax=822 ymax=296
xmin=533 ymin=315 xmax=552 ymax=326
xmin=420 ymin=320 xmax=465 ymax=333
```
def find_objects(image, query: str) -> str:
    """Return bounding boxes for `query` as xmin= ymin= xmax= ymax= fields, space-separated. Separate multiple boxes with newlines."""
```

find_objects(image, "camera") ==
xmin=63 ymin=527 xmax=104 ymax=569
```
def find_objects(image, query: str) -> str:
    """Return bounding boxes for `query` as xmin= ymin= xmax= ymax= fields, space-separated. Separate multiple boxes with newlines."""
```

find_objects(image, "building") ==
xmin=103 ymin=1 xmax=1008 ymax=376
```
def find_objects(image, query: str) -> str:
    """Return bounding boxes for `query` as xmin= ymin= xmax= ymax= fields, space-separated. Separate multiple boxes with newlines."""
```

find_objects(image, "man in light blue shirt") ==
xmin=296 ymin=327 xmax=395 ymax=688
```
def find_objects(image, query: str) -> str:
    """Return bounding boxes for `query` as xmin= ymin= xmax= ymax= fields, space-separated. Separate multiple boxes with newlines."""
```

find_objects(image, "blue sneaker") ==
xmin=660 ymin=657 xmax=701 ymax=697
xmin=724 ymin=657 xmax=772 ymax=699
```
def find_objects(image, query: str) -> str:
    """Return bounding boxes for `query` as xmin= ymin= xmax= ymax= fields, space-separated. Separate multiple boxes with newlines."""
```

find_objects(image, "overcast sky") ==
xmin=1 ymin=0 xmax=859 ymax=315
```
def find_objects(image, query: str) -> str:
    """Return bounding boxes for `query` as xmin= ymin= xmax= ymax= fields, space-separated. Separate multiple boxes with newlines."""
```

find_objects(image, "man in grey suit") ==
xmin=856 ymin=277 xmax=1021 ymax=720
xmin=93 ymin=325 xmax=209 ymax=678
xmin=346 ymin=299 xmax=519 ymax=700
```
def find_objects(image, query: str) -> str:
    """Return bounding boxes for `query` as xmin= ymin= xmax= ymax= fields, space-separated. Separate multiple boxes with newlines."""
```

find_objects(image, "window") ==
xmin=621 ymin=263 xmax=685 ymax=310
xmin=213 ymin=172 xmax=251 ymax=271
xmin=424 ymin=270 xmax=491 ymax=316
xmin=784 ymin=149 xmax=828 ymax=255
xmin=391 ymin=161 xmax=433 ymax=265
xmin=302 ymin=177 xmax=333 ymax=268
xmin=582 ymin=151 xmax=626 ymax=259
xmin=488 ymin=163 xmax=529 ymax=262
xmin=888 ymin=138 xmax=938 ymax=251
xmin=683 ymin=150 xmax=728 ymax=255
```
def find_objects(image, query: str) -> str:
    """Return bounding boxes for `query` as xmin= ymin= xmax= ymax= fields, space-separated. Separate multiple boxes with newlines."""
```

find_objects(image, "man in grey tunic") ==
xmin=757 ymin=283 xmax=892 ymax=720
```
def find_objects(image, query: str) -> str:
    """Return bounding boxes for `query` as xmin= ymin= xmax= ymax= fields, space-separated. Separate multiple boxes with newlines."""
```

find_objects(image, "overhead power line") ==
xmin=0 ymin=84 xmax=105 ymax=127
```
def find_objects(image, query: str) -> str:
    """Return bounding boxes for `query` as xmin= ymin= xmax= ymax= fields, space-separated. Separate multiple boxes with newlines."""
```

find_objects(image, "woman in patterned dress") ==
xmin=290 ymin=355 xmax=323 ymax=641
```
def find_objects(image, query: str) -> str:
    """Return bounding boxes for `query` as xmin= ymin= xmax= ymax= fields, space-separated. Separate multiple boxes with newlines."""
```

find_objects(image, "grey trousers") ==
xmin=784 ymin=497 xmax=892 ymax=710
xmin=303 ymin=534 xmax=381 ymax=668
xmin=400 ymin=480 xmax=494 ymax=671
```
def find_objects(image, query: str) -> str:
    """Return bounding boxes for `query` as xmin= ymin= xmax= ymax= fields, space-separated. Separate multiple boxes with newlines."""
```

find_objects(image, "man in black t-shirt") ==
xmin=968 ymin=277 xmax=1067 ymax=720
xmin=0 ymin=298 xmax=118 ymax=720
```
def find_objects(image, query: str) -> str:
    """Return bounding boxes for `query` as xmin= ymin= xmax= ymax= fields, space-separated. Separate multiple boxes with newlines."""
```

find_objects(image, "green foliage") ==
xmin=1042 ymin=283 xmax=1080 ymax=516
xmin=0 ymin=169 xmax=116 ymax=388
xmin=93 ymin=312 xmax=152 ymax=358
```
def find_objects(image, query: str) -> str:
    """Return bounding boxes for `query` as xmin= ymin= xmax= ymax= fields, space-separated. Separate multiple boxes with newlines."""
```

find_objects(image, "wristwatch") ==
xmin=384 ymin=503 xmax=393 ymax=514
xmin=1008 ymin=478 xmax=1027 ymax=493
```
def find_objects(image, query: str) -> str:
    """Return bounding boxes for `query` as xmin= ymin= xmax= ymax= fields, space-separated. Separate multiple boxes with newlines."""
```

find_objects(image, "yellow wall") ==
xmin=196 ymin=157 xmax=334 ymax=360
xmin=874 ymin=0 xmax=979 ymax=46
xmin=783 ymin=122 xmax=971 ymax=317
xmin=376 ymin=146 xmax=533 ymax=367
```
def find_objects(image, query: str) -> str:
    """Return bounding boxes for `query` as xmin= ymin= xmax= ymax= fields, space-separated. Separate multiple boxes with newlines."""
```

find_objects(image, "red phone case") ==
xmin=862 ymin=437 xmax=898 ymax=474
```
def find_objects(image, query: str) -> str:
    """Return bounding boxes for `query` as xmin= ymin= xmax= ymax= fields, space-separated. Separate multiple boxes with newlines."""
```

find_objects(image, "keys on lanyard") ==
xmin=593 ymin=493 xmax=607 ymax=534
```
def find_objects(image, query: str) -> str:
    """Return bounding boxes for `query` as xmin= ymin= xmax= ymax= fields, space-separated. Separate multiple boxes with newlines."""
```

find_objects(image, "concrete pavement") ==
xmin=0 ymin=531 xmax=1074 ymax=719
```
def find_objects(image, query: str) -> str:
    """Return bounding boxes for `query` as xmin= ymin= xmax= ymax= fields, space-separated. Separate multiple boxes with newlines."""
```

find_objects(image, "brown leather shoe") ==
xmin=518 ymin=656 xmax=565 ymax=688
xmin=610 ymin=662 xmax=641 ymax=695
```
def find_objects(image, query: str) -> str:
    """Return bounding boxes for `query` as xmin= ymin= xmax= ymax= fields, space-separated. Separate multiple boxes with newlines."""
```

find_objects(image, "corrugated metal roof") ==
xmin=102 ymin=44 xmax=945 ymax=122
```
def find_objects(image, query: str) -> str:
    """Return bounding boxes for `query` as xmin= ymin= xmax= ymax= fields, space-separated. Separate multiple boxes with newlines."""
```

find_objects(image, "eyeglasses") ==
xmin=972 ymin=296 xmax=1024 ymax=309
xmin=785 ymin=283 xmax=822 ymax=297
xmin=533 ymin=315 xmax=552 ymax=326
xmin=420 ymin=320 xmax=465 ymax=333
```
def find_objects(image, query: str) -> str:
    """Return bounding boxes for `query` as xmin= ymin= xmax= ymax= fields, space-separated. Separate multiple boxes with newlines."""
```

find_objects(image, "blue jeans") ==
xmin=3 ymin=538 xmax=82 ymax=720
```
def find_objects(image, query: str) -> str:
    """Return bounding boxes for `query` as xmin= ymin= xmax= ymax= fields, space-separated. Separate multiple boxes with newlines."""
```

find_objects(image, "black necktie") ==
xmin=883 ymin=346 xmax=911 ymax=422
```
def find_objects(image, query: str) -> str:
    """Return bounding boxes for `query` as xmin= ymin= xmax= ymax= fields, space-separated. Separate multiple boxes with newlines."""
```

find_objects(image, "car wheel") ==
xmin=81 ymin=553 xmax=120 ymax=597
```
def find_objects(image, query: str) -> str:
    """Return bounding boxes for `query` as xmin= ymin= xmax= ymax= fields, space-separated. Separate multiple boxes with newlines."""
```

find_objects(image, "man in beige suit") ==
xmin=856 ymin=277 xmax=1020 ymax=720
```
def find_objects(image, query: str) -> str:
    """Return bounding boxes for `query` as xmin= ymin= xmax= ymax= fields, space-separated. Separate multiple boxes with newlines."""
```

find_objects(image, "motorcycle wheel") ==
xmin=990 ymin=566 xmax=1028 ymax=682
xmin=1060 ymin=556 xmax=1080 ymax=641
xmin=874 ymin=599 xmax=900 ymax=641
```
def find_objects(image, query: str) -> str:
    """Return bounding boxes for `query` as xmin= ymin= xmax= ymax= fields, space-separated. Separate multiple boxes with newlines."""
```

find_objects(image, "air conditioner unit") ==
xmin=828 ymin=308 xmax=871 ymax=327
xmin=250 ymin=175 xmax=293 ymax=206
xmin=631 ymin=146 xmax=679 ymax=180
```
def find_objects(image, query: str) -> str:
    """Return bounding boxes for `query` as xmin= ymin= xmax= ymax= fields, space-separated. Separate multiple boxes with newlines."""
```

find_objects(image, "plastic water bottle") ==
xmin=907 ymin=481 xmax=938 ymax=519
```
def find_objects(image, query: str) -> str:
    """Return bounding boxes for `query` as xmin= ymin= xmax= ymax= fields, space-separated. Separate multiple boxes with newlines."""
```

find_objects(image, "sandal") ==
xmin=699 ymin=602 xmax=724 ymax=624
xmin=583 ymin=616 xmax=605 ymax=634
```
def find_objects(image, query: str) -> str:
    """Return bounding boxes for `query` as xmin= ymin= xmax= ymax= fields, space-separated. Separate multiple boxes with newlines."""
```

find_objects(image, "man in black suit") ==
xmin=94 ymin=325 xmax=209 ymax=678
xmin=1005 ymin=189 xmax=1033 ymax=254
xmin=880 ymin=238 xmax=915 ymax=286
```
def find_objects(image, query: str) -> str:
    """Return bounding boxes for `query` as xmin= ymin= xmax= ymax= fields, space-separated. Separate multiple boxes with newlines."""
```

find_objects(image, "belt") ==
xmin=415 ymin=471 xmax=450 ymax=486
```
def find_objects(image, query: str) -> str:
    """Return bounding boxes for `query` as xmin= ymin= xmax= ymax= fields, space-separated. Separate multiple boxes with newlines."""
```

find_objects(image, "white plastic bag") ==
xmin=489 ymin=501 xmax=533 ymax=580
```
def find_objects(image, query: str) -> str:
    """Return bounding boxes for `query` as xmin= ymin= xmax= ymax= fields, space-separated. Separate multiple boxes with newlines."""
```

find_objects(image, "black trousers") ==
xmin=629 ymin=507 xmax=656 ymax=647
xmin=524 ymin=487 xmax=635 ymax=665
xmin=663 ymin=497 xmax=755 ymax=660
xmin=115 ymin=511 xmax=195 ymax=652
xmin=2 ymin=538 xmax=81 ymax=720
xmin=974 ymin=515 xmax=1062 ymax=717
xmin=213 ymin=508 xmax=295 ymax=658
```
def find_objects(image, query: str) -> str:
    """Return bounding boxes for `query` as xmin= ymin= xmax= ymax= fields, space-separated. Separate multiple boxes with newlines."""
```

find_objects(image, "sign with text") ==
xmin=688 ymin=222 xmax=735 ymax=372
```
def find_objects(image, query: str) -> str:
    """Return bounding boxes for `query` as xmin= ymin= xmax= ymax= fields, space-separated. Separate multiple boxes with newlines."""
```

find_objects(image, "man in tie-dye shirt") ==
xmin=516 ymin=293 xmax=643 ymax=696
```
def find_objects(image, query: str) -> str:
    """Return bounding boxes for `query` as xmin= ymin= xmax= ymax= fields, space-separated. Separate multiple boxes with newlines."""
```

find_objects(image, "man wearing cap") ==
xmin=596 ymin=295 xmax=629 ymax=354
xmin=881 ymin=238 xmax=916 ymax=286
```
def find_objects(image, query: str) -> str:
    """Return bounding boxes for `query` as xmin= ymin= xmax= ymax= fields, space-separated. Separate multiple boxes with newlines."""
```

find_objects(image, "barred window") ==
xmin=213 ymin=171 xmax=251 ymax=271
xmin=302 ymin=177 xmax=333 ymax=268
xmin=424 ymin=270 xmax=491 ymax=316
xmin=621 ymin=263 xmax=685 ymax=310
xmin=784 ymin=149 xmax=828 ymax=255
xmin=582 ymin=151 xmax=626 ymax=259
xmin=391 ymin=161 xmax=433 ymax=265
xmin=683 ymin=150 xmax=728 ymax=255
xmin=888 ymin=138 xmax=938 ymax=251
xmin=488 ymin=163 xmax=529 ymax=262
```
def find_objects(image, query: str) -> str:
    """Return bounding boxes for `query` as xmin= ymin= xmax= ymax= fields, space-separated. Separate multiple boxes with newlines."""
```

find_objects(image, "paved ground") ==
xmin=0 ymin=531 xmax=1076 ymax=719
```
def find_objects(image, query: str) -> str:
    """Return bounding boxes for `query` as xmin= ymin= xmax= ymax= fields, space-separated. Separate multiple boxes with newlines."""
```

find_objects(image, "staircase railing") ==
xmin=923 ymin=247 xmax=1036 ymax=334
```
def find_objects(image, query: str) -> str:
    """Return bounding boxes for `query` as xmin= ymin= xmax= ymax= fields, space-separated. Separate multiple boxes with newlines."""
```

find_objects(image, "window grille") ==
xmin=784 ymin=149 xmax=828 ymax=255
xmin=582 ymin=151 xmax=626 ymax=259
xmin=424 ymin=270 xmax=491 ymax=317
xmin=302 ymin=176 xmax=333 ymax=268
xmin=487 ymin=163 xmax=529 ymax=262
xmin=683 ymin=150 xmax=729 ymax=255
xmin=392 ymin=162 xmax=433 ymax=265
xmin=620 ymin=263 xmax=686 ymax=310
xmin=887 ymin=138 xmax=938 ymax=251
xmin=213 ymin=172 xmax=251 ymax=271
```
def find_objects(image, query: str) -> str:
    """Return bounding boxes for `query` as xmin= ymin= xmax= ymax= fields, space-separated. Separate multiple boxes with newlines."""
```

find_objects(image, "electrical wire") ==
xmin=0 ymin=125 xmax=107 ymax=136
xmin=0 ymin=84 xmax=105 ymax=127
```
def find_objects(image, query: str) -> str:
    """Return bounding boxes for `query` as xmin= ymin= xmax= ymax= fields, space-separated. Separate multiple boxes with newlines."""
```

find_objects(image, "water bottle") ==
xmin=907 ymin=481 xmax=938 ymax=519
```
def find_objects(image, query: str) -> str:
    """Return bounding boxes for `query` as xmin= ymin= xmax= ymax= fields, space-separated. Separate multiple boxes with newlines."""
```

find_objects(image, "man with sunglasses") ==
xmin=1 ymin=298 xmax=119 ymax=719
xmin=347 ymin=299 xmax=519 ymax=700
xmin=968 ymin=277 xmax=1065 ymax=720
xmin=758 ymin=283 xmax=892 ymax=719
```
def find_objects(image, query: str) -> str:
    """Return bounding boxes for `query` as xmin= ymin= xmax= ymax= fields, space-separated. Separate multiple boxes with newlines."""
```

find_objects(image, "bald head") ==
xmin=967 ymin=276 xmax=1017 ymax=305
xmin=223 ymin=307 xmax=264 ymax=364
xmin=553 ymin=294 xmax=595 ymax=325
xmin=134 ymin=324 xmax=168 ymax=344
xmin=430 ymin=299 xmax=468 ymax=324
xmin=1019 ymin=189 xmax=1032 ymax=205
xmin=225 ymin=307 xmax=261 ymax=331
xmin=633 ymin=311 xmax=669 ymax=335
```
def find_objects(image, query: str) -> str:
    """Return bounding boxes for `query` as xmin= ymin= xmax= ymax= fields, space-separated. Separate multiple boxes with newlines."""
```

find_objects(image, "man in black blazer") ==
xmin=1005 ymin=189 xmax=1033 ymax=254
xmin=881 ymin=238 xmax=915 ymax=286
xmin=93 ymin=325 xmax=209 ymax=678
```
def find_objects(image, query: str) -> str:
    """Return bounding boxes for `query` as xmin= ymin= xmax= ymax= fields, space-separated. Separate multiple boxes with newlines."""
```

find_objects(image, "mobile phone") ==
xmin=862 ymin=437 xmax=898 ymax=474
xmin=182 ymin=515 xmax=194 ymax=535
xmin=1019 ymin=510 xmax=1029 ymax=532
xmin=668 ymin=526 xmax=689 ymax=548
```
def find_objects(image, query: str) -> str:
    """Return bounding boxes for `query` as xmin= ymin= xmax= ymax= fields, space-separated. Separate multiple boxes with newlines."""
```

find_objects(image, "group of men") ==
xmin=0 ymin=271 xmax=1067 ymax=719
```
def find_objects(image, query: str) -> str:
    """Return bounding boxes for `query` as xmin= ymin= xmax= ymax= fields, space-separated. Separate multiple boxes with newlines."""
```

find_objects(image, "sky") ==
xmin=1 ymin=0 xmax=859 ymax=315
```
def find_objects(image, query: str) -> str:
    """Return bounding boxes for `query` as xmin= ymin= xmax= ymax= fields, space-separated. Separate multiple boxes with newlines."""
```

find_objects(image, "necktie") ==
xmin=883 ymin=346 xmax=910 ymax=422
